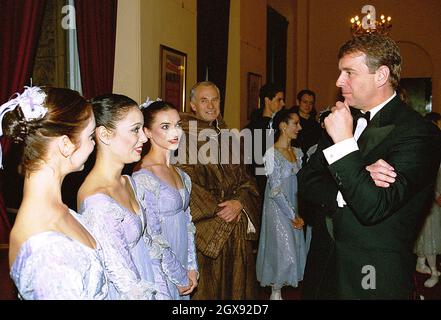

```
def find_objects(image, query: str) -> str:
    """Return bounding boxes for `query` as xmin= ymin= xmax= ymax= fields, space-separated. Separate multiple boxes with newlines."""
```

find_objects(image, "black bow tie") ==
xmin=353 ymin=110 xmax=371 ymax=124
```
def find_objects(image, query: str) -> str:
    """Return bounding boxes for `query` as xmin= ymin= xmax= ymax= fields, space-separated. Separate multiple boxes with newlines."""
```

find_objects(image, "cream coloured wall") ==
xmin=114 ymin=0 xmax=296 ymax=128
xmin=297 ymin=0 xmax=441 ymax=113
xmin=238 ymin=0 xmax=267 ymax=129
xmin=114 ymin=0 xmax=440 ymax=125
xmin=295 ymin=0 xmax=308 ymax=95
xmin=113 ymin=0 xmax=142 ymax=102
xmin=113 ymin=0 xmax=197 ymax=109
xmin=140 ymin=0 xmax=196 ymax=111
xmin=224 ymin=0 xmax=241 ymax=130
xmin=267 ymin=0 xmax=297 ymax=108
xmin=234 ymin=0 xmax=297 ymax=128
xmin=233 ymin=0 xmax=296 ymax=129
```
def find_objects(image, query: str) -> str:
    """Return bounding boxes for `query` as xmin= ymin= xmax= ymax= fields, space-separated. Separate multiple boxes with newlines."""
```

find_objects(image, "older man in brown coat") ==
xmin=175 ymin=81 xmax=260 ymax=300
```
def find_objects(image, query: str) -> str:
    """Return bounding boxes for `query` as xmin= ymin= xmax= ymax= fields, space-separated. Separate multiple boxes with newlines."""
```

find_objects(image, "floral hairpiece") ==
xmin=139 ymin=97 xmax=162 ymax=110
xmin=0 ymin=86 xmax=47 ymax=124
xmin=0 ymin=86 xmax=48 ymax=168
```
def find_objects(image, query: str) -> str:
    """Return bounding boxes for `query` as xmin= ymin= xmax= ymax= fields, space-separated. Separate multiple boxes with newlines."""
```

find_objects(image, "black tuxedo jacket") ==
xmin=298 ymin=96 xmax=441 ymax=299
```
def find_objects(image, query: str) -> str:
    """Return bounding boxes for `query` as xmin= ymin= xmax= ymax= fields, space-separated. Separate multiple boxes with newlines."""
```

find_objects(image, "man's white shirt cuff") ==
xmin=323 ymin=138 xmax=359 ymax=165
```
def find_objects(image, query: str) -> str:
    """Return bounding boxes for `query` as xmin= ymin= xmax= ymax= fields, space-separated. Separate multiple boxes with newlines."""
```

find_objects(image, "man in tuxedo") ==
xmin=245 ymin=83 xmax=285 ymax=197
xmin=298 ymin=34 xmax=441 ymax=299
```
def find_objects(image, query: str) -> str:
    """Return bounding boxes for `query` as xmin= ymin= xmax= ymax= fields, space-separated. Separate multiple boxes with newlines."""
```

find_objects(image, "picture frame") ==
xmin=247 ymin=72 xmax=262 ymax=120
xmin=160 ymin=45 xmax=187 ymax=112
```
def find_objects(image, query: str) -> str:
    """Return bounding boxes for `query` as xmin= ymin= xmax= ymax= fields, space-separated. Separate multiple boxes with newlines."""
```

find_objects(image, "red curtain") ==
xmin=75 ymin=0 xmax=118 ymax=99
xmin=0 ymin=0 xmax=46 ymax=244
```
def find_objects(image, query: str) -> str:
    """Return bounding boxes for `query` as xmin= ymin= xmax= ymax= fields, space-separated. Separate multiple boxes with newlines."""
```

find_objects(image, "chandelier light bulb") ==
xmin=350 ymin=7 xmax=392 ymax=37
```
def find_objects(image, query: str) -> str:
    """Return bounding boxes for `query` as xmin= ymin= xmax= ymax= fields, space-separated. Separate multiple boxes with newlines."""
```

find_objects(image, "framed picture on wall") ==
xmin=160 ymin=45 xmax=187 ymax=112
xmin=247 ymin=72 xmax=262 ymax=120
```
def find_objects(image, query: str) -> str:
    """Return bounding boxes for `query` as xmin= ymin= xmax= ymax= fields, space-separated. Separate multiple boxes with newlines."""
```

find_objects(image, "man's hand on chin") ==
xmin=324 ymin=101 xmax=353 ymax=143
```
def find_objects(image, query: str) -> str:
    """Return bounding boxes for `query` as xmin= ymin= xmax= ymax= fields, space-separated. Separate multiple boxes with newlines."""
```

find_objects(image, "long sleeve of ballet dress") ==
xmin=79 ymin=195 xmax=157 ymax=300
xmin=10 ymin=213 xmax=108 ymax=300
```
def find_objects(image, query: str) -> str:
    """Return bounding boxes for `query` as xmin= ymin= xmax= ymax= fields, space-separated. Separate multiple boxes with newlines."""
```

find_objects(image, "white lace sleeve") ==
xmin=79 ymin=198 xmax=156 ymax=300
xmin=264 ymin=148 xmax=296 ymax=219
xmin=133 ymin=171 xmax=189 ymax=287
xmin=13 ymin=238 xmax=91 ymax=299
xmin=181 ymin=170 xmax=198 ymax=272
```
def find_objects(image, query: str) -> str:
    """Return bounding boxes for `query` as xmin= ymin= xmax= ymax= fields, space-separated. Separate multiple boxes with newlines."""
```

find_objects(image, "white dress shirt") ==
xmin=323 ymin=93 xmax=397 ymax=207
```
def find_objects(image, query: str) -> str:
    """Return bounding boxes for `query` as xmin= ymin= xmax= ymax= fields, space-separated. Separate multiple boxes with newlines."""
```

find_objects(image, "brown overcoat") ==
xmin=175 ymin=112 xmax=260 ymax=299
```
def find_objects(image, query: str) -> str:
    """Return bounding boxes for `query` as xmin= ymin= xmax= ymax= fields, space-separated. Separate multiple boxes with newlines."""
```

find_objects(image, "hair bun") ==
xmin=2 ymin=108 xmax=30 ymax=143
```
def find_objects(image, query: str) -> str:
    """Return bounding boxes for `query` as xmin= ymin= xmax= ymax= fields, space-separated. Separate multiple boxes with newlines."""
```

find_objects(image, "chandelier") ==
xmin=350 ymin=5 xmax=392 ymax=37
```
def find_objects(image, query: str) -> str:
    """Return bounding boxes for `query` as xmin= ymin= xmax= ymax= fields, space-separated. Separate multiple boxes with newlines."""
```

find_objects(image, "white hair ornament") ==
xmin=139 ymin=97 xmax=162 ymax=110
xmin=0 ymin=86 xmax=48 ymax=168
